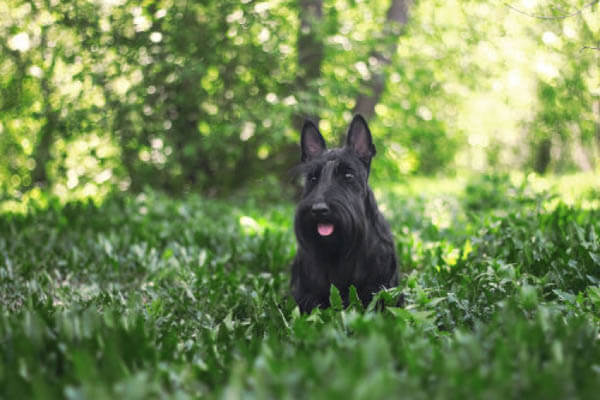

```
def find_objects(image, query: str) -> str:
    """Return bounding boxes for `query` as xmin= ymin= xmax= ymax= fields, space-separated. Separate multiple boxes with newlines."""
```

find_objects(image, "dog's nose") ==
xmin=311 ymin=202 xmax=330 ymax=217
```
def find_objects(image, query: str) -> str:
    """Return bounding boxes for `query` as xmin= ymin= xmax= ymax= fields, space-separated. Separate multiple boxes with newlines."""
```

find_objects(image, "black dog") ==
xmin=291 ymin=115 xmax=397 ymax=313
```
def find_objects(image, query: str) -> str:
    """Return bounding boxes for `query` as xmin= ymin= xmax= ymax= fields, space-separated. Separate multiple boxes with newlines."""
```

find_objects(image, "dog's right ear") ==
xmin=301 ymin=120 xmax=326 ymax=162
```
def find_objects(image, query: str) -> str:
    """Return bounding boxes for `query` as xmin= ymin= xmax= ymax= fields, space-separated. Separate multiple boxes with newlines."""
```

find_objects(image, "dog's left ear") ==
xmin=346 ymin=114 xmax=376 ymax=163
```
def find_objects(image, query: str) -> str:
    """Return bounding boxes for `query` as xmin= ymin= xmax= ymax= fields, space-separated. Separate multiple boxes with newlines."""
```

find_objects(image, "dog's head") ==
xmin=293 ymin=115 xmax=376 ymax=258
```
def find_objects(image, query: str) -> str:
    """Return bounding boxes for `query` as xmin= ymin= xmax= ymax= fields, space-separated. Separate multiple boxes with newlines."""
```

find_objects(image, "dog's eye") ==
xmin=344 ymin=173 xmax=354 ymax=181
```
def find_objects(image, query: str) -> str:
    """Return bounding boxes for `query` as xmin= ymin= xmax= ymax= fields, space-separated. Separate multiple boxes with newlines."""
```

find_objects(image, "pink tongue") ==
xmin=317 ymin=223 xmax=334 ymax=236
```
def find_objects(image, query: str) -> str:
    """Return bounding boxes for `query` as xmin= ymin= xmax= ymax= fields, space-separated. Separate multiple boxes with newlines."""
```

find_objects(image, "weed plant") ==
xmin=1 ymin=175 xmax=599 ymax=399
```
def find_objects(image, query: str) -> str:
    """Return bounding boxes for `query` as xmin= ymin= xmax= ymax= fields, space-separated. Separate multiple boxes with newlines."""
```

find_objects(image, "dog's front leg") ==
xmin=294 ymin=290 xmax=329 ymax=314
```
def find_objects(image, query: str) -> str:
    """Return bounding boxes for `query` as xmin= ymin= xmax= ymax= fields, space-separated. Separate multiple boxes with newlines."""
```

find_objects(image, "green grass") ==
xmin=1 ymin=174 xmax=599 ymax=399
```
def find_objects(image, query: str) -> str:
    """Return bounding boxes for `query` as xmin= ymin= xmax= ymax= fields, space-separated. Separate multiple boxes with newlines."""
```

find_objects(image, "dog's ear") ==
xmin=301 ymin=120 xmax=326 ymax=162
xmin=346 ymin=114 xmax=376 ymax=162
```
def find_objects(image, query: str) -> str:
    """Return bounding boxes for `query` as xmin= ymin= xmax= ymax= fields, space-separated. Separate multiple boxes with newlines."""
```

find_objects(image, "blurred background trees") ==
xmin=0 ymin=0 xmax=598 ymax=201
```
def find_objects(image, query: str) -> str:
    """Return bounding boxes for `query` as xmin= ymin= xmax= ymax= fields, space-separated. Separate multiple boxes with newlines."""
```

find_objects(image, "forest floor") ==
xmin=1 ymin=172 xmax=599 ymax=399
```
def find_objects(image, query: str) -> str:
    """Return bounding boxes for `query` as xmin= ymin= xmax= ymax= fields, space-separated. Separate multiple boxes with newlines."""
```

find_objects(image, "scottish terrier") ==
xmin=291 ymin=115 xmax=398 ymax=313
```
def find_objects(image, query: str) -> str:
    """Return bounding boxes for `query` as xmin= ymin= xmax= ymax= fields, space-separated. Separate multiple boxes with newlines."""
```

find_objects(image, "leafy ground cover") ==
xmin=1 ymin=173 xmax=599 ymax=399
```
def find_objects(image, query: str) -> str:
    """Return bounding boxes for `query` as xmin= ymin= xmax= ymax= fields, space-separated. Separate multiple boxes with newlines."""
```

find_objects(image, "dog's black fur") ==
xmin=291 ymin=115 xmax=398 ymax=313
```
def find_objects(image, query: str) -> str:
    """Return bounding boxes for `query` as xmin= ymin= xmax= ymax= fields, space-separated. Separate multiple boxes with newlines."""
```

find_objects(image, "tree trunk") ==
xmin=594 ymin=40 xmax=600 ymax=168
xmin=595 ymin=99 xmax=600 ymax=166
xmin=31 ymin=26 xmax=58 ymax=188
xmin=594 ymin=38 xmax=600 ymax=166
xmin=292 ymin=0 xmax=324 ymax=131
xmin=31 ymin=114 xmax=57 ymax=187
xmin=115 ymin=107 xmax=142 ymax=192
xmin=533 ymin=138 xmax=552 ymax=174
xmin=354 ymin=0 xmax=411 ymax=120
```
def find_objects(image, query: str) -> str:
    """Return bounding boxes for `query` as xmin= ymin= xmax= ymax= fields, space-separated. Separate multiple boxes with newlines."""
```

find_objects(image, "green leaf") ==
xmin=348 ymin=285 xmax=363 ymax=310
xmin=329 ymin=285 xmax=343 ymax=311
xmin=162 ymin=248 xmax=174 ymax=260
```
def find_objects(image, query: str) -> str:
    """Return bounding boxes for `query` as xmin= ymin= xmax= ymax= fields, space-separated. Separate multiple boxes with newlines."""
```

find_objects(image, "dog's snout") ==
xmin=311 ymin=202 xmax=330 ymax=217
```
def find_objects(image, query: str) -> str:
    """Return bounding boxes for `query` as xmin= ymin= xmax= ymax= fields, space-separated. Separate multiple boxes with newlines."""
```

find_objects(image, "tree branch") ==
xmin=353 ymin=0 xmax=411 ymax=120
xmin=292 ymin=0 xmax=324 ymax=131
xmin=504 ymin=0 xmax=599 ymax=20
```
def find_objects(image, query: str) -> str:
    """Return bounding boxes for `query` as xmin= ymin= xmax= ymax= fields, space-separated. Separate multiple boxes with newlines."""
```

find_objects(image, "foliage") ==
xmin=1 ymin=0 xmax=598 ymax=200
xmin=463 ymin=172 xmax=536 ymax=211
xmin=1 ymin=175 xmax=599 ymax=399
xmin=524 ymin=0 xmax=600 ymax=173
